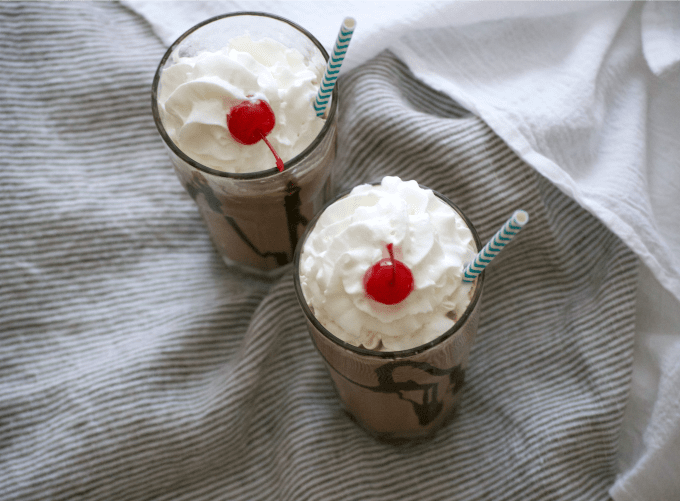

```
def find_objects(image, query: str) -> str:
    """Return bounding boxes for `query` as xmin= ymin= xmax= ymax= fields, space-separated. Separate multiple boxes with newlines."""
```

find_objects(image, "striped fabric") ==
xmin=0 ymin=3 xmax=637 ymax=501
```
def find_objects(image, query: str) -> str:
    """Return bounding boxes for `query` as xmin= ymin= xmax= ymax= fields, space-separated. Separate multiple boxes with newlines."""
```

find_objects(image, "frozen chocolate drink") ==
xmin=152 ymin=12 xmax=337 ymax=277
xmin=294 ymin=177 xmax=484 ymax=440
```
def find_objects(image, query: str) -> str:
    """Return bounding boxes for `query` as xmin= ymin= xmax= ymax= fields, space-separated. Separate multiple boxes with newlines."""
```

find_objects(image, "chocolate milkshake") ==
xmin=152 ymin=13 xmax=337 ymax=276
xmin=294 ymin=177 xmax=484 ymax=440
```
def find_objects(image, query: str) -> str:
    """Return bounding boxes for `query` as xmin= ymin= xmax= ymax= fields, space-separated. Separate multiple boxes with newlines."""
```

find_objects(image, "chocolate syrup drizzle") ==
xmin=331 ymin=359 xmax=465 ymax=427
xmin=185 ymin=173 xmax=307 ymax=265
xmin=285 ymin=180 xmax=308 ymax=260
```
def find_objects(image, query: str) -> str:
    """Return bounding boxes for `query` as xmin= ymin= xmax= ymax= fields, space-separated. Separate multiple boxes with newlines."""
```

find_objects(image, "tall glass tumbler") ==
xmin=152 ymin=13 xmax=338 ymax=277
xmin=294 ymin=187 xmax=484 ymax=441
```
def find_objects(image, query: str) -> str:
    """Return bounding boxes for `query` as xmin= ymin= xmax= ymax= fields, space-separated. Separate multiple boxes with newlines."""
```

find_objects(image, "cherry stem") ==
xmin=386 ymin=243 xmax=396 ymax=286
xmin=260 ymin=132 xmax=285 ymax=172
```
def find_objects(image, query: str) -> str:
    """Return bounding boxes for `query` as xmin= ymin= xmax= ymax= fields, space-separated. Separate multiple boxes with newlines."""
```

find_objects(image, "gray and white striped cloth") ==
xmin=0 ymin=3 xmax=637 ymax=500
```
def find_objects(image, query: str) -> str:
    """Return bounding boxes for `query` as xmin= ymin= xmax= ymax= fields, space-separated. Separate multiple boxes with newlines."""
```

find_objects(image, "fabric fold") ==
xmin=0 ymin=3 xmax=639 ymax=499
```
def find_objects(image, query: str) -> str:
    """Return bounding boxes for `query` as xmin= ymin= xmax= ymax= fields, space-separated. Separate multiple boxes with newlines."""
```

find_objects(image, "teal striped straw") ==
xmin=314 ymin=17 xmax=356 ymax=117
xmin=463 ymin=210 xmax=529 ymax=283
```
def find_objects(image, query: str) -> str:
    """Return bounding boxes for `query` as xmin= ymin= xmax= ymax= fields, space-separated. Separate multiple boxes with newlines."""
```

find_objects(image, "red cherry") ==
xmin=363 ymin=243 xmax=414 ymax=305
xmin=226 ymin=99 xmax=284 ymax=172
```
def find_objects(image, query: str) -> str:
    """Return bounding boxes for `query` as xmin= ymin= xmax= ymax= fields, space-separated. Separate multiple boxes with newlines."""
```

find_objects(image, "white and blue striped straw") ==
xmin=463 ymin=210 xmax=529 ymax=283
xmin=314 ymin=17 xmax=356 ymax=117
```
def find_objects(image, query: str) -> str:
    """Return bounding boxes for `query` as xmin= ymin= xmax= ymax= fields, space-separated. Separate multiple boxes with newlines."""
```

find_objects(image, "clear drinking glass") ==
xmin=294 ymin=187 xmax=484 ymax=441
xmin=152 ymin=12 xmax=338 ymax=278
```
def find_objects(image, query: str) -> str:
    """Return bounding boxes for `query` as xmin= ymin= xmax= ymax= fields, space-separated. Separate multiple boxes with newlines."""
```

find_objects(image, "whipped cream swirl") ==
xmin=299 ymin=177 xmax=477 ymax=351
xmin=157 ymin=35 xmax=325 ymax=173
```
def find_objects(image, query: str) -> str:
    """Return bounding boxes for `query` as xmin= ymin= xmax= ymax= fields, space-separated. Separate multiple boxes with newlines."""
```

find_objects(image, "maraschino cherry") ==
xmin=363 ymin=243 xmax=414 ymax=305
xmin=226 ymin=99 xmax=285 ymax=172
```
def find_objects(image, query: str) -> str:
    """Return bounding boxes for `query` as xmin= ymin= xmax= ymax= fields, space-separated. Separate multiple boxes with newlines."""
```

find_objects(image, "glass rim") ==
xmin=151 ymin=11 xmax=338 ymax=180
xmin=293 ymin=183 xmax=485 ymax=359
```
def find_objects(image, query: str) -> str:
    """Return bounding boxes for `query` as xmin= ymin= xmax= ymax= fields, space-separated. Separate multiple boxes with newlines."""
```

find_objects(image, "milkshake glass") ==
xmin=152 ymin=13 xmax=338 ymax=277
xmin=294 ymin=181 xmax=484 ymax=441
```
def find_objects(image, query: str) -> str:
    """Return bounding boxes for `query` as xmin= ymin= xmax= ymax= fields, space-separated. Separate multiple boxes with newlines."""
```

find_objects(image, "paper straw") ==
xmin=314 ymin=17 xmax=356 ymax=117
xmin=463 ymin=210 xmax=529 ymax=283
